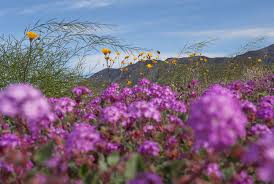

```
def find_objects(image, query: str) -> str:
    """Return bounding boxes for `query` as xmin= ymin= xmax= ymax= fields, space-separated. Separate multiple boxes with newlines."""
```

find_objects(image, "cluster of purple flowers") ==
xmin=65 ymin=123 xmax=100 ymax=155
xmin=244 ymin=133 xmax=274 ymax=182
xmin=49 ymin=97 xmax=76 ymax=119
xmin=188 ymin=85 xmax=247 ymax=151
xmin=0 ymin=84 xmax=53 ymax=121
xmin=0 ymin=76 xmax=272 ymax=183
xmin=127 ymin=172 xmax=162 ymax=184
xmin=256 ymin=96 xmax=274 ymax=121
xmin=138 ymin=140 xmax=161 ymax=157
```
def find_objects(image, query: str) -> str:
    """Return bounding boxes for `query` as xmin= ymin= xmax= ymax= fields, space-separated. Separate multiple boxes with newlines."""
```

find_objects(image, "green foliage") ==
xmin=34 ymin=142 xmax=54 ymax=164
xmin=0 ymin=19 xmax=134 ymax=96
xmin=125 ymin=153 xmax=145 ymax=180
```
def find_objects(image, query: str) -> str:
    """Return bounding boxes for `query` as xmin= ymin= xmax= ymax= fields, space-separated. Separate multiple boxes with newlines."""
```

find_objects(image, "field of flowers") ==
xmin=0 ymin=69 xmax=273 ymax=183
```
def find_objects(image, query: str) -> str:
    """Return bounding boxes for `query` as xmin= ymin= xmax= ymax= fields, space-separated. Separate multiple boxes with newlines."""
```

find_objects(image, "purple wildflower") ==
xmin=249 ymin=124 xmax=271 ymax=137
xmin=0 ymin=84 xmax=53 ymax=122
xmin=0 ymin=133 xmax=21 ymax=149
xmin=65 ymin=123 xmax=100 ymax=155
xmin=206 ymin=163 xmax=223 ymax=178
xmin=138 ymin=141 xmax=160 ymax=156
xmin=256 ymin=96 xmax=274 ymax=121
xmin=188 ymin=86 xmax=247 ymax=151
xmin=244 ymin=133 xmax=274 ymax=182
xmin=127 ymin=172 xmax=163 ymax=184
xmin=232 ymin=171 xmax=254 ymax=184
xmin=129 ymin=101 xmax=161 ymax=122
xmin=72 ymin=86 xmax=91 ymax=97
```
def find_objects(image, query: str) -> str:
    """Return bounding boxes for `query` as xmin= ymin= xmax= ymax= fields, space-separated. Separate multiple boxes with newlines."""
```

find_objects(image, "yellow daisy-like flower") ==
xmin=189 ymin=53 xmax=196 ymax=57
xmin=129 ymin=62 xmax=133 ymax=65
xmin=138 ymin=52 xmax=144 ymax=57
xmin=26 ymin=31 xmax=39 ymax=41
xmin=124 ymin=55 xmax=130 ymax=59
xmin=102 ymin=48 xmax=111 ymax=55
xmin=127 ymin=80 xmax=132 ymax=85
xmin=257 ymin=58 xmax=262 ymax=62
xmin=171 ymin=60 xmax=177 ymax=65
xmin=147 ymin=52 xmax=153 ymax=58
xmin=146 ymin=64 xmax=153 ymax=69
xmin=133 ymin=56 xmax=138 ymax=61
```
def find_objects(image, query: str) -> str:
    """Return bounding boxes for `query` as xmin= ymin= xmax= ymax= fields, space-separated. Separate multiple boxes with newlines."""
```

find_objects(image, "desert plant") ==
xmin=0 ymin=19 xmax=136 ymax=96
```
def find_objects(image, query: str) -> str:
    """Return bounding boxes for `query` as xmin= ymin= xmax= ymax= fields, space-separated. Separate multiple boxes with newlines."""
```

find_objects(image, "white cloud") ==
xmin=166 ymin=27 xmax=274 ymax=39
xmin=69 ymin=0 xmax=114 ymax=9
xmin=5 ymin=0 xmax=120 ymax=15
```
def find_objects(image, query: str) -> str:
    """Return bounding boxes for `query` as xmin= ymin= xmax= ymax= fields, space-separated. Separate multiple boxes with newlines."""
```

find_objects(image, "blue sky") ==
xmin=1 ymin=0 xmax=274 ymax=72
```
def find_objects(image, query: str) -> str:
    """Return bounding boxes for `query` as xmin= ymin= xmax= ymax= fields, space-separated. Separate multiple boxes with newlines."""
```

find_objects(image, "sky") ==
xmin=1 ymin=0 xmax=274 ymax=72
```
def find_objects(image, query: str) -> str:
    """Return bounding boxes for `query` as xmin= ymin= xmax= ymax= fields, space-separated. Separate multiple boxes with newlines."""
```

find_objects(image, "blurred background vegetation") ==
xmin=0 ymin=19 xmax=273 ymax=97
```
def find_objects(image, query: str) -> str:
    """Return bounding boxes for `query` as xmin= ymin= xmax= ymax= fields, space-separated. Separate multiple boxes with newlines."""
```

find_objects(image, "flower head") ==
xmin=188 ymin=86 xmax=247 ymax=151
xmin=206 ymin=163 xmax=223 ymax=178
xmin=65 ymin=123 xmax=100 ymax=155
xmin=138 ymin=140 xmax=160 ymax=156
xmin=26 ymin=31 xmax=39 ymax=41
xmin=146 ymin=64 xmax=153 ymax=69
xmin=0 ymin=133 xmax=21 ymax=149
xmin=0 ymin=84 xmax=53 ymax=122
xmin=127 ymin=80 xmax=132 ymax=86
xmin=127 ymin=172 xmax=163 ymax=184
xmin=244 ymin=133 xmax=274 ymax=182
xmin=72 ymin=86 xmax=91 ymax=97
xmin=232 ymin=171 xmax=254 ymax=184
xmin=101 ymin=48 xmax=111 ymax=55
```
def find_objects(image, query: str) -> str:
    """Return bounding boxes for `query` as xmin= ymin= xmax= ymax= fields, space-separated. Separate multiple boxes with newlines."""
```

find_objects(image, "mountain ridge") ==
xmin=89 ymin=44 xmax=274 ymax=85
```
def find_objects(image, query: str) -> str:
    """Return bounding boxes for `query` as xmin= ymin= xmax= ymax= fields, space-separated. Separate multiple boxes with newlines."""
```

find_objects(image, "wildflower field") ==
xmin=0 ymin=21 xmax=273 ymax=184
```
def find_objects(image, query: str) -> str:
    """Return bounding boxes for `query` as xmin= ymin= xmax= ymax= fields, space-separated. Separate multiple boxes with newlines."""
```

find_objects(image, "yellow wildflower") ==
xmin=102 ymin=48 xmax=111 ymax=55
xmin=26 ymin=31 xmax=39 ymax=41
xmin=127 ymin=80 xmax=132 ymax=85
xmin=257 ymin=58 xmax=262 ymax=62
xmin=129 ymin=62 xmax=133 ymax=65
xmin=125 ymin=55 xmax=130 ymax=59
xmin=189 ymin=53 xmax=196 ymax=57
xmin=146 ymin=64 xmax=153 ymax=69
xmin=116 ymin=52 xmax=120 ymax=56
xmin=204 ymin=58 xmax=208 ymax=62
xmin=147 ymin=52 xmax=153 ymax=58
xmin=138 ymin=52 xmax=144 ymax=57
xmin=171 ymin=60 xmax=177 ymax=65
xmin=133 ymin=56 xmax=138 ymax=61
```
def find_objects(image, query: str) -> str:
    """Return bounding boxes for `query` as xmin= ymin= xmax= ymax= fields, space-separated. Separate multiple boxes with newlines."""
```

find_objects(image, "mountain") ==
xmin=89 ymin=44 xmax=274 ymax=87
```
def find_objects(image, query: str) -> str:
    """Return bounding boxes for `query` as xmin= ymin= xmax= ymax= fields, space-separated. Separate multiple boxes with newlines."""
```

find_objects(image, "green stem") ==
xmin=23 ymin=40 xmax=33 ymax=82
